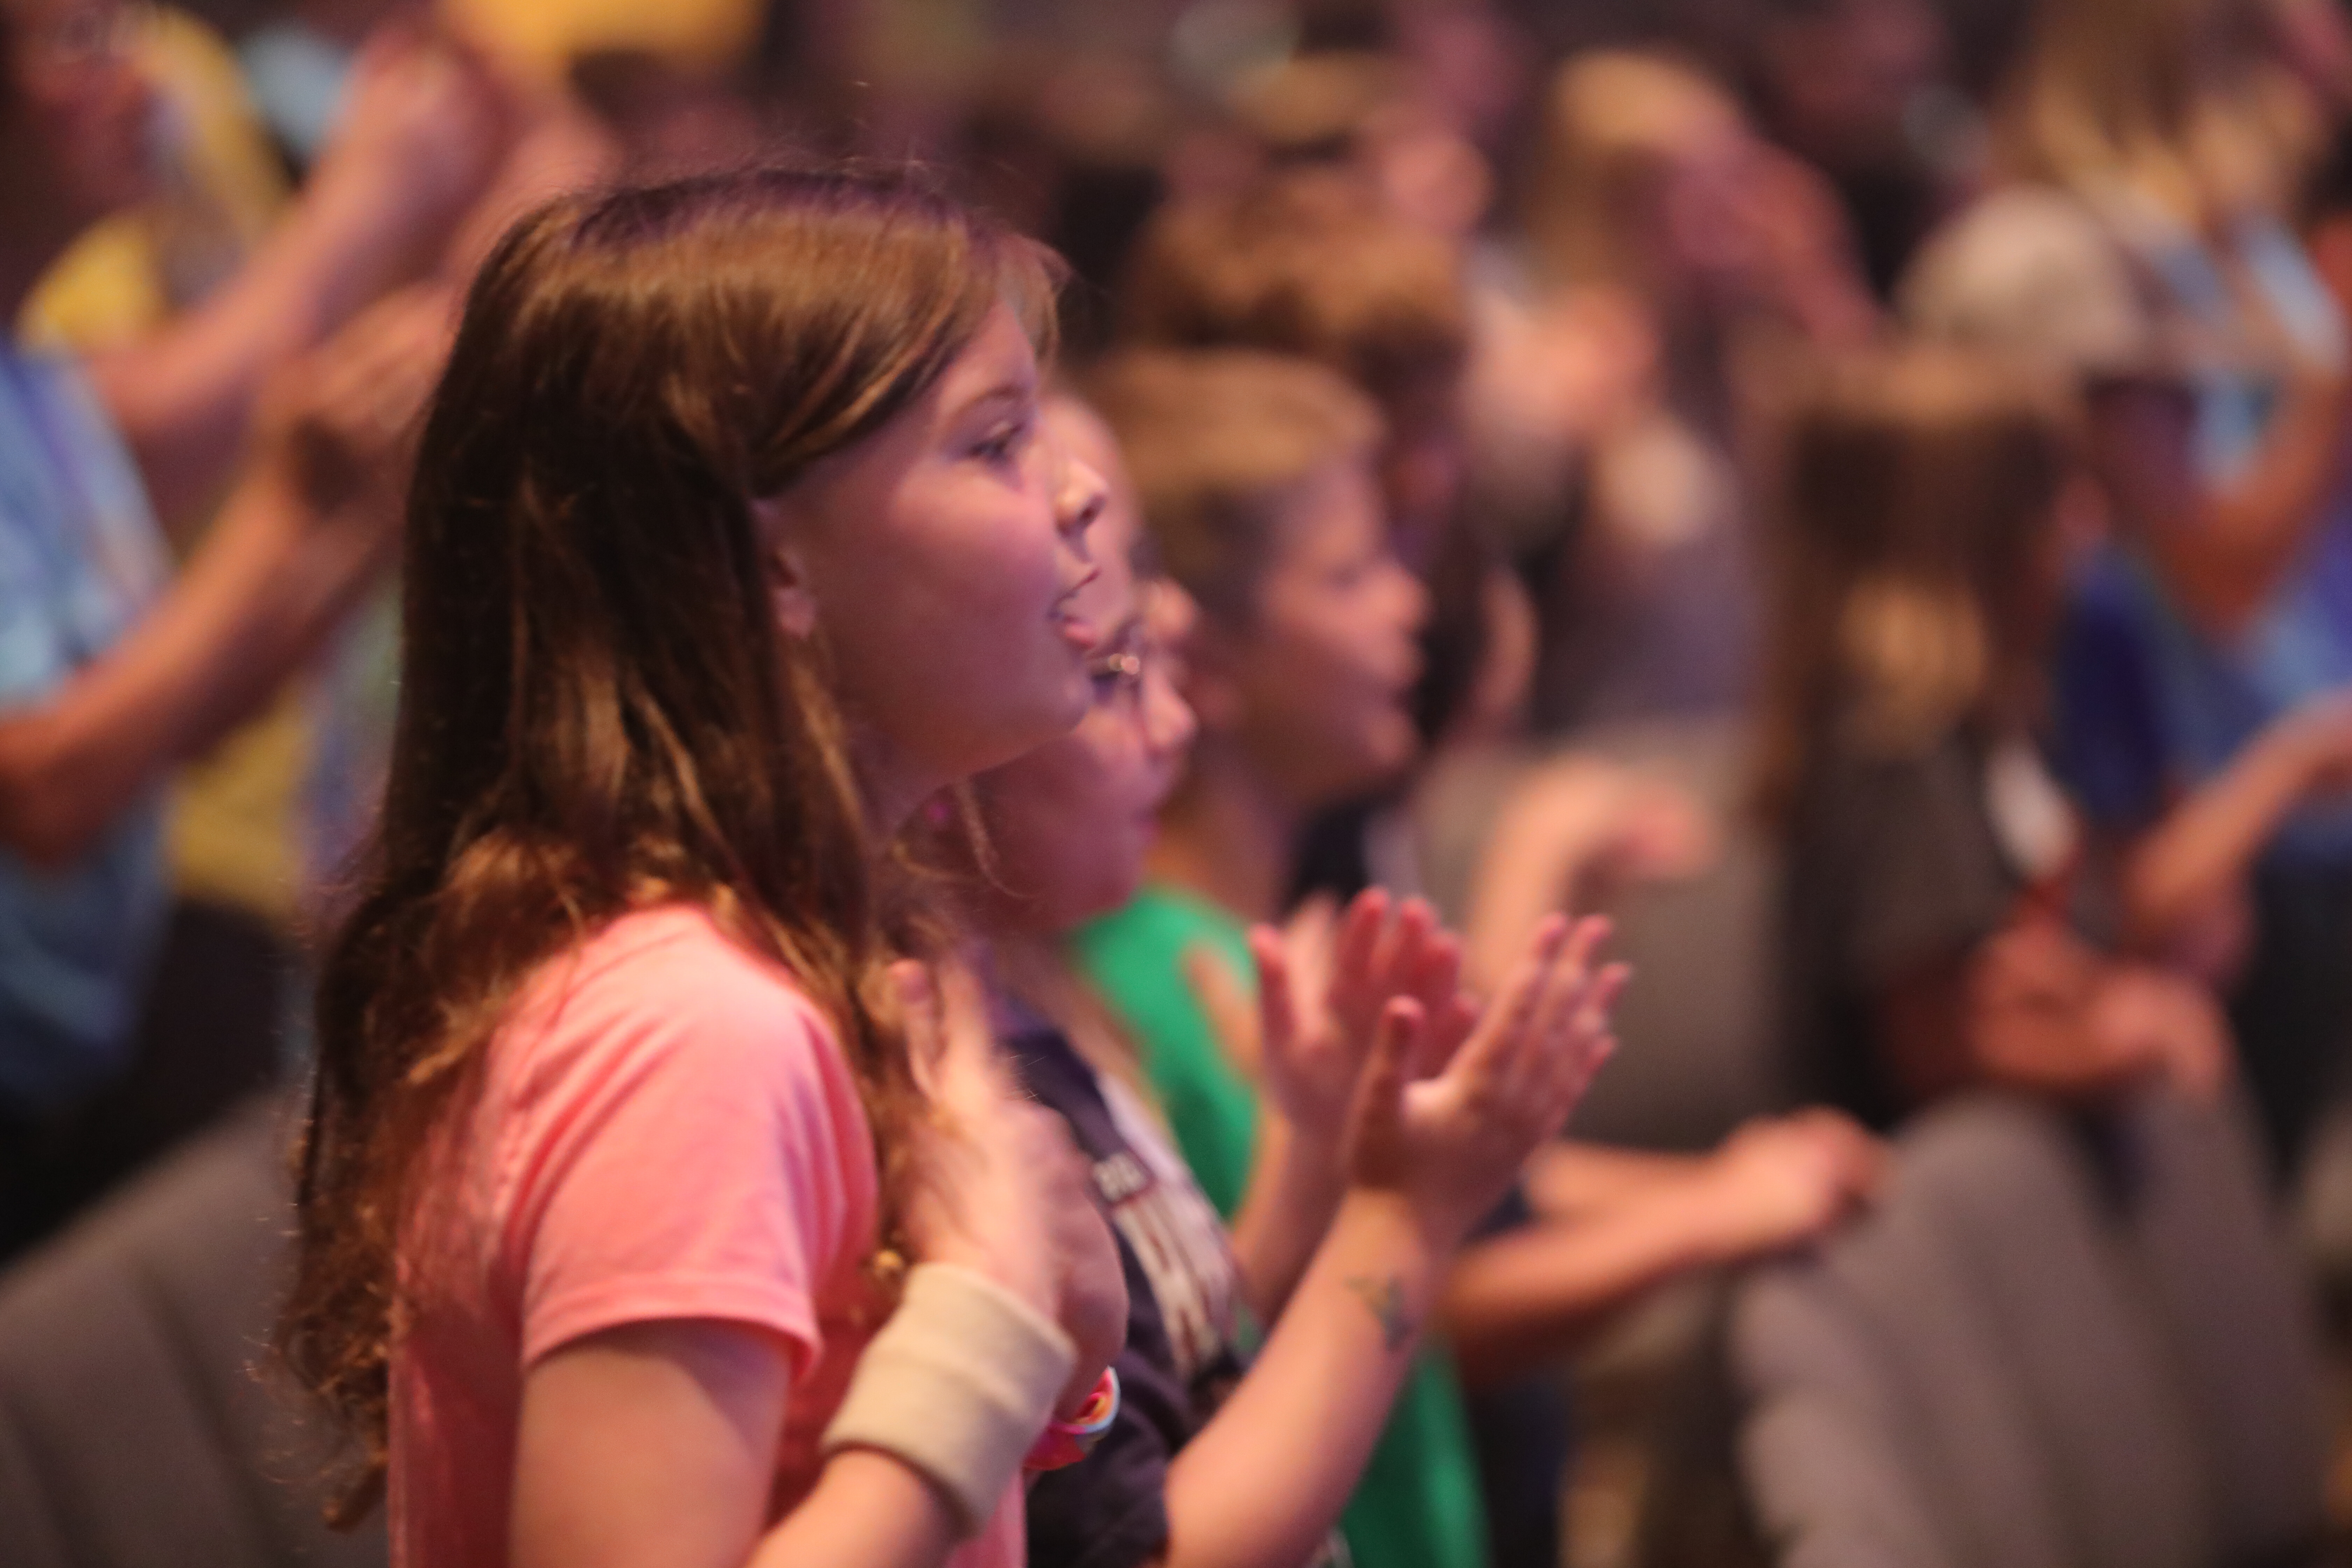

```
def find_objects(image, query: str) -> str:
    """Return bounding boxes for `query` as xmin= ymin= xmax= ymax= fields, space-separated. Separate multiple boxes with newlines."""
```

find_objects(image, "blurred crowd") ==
xmin=9 ymin=0 xmax=2352 ymax=1563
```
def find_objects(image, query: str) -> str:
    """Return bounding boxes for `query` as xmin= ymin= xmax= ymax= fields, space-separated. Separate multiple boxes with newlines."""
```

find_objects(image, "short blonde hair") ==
xmin=1523 ymin=50 xmax=1743 ymax=292
xmin=1119 ymin=169 xmax=1468 ymax=411
xmin=1997 ymin=0 xmax=2314 ymax=222
xmin=1086 ymin=348 xmax=1382 ymax=623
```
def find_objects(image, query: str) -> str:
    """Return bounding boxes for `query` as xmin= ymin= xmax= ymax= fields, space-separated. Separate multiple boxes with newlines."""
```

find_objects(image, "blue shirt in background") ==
xmin=2055 ymin=523 xmax=2352 ymax=867
xmin=0 ymin=347 xmax=172 ymax=1121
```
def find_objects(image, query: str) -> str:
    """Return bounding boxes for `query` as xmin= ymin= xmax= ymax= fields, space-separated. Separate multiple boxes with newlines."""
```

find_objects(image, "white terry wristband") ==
xmin=820 ymin=1262 xmax=1076 ymax=1535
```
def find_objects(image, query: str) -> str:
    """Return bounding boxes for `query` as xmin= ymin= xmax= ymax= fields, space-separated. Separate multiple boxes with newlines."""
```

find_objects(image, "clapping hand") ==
xmin=1245 ymin=891 xmax=1482 ymax=1155
xmin=1347 ymin=915 xmax=1626 ymax=1249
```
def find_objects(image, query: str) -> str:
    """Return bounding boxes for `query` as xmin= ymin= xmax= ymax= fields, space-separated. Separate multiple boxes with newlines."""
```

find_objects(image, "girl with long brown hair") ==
xmin=1758 ymin=344 xmax=2233 ymax=1130
xmin=278 ymin=166 xmax=1125 ymax=1568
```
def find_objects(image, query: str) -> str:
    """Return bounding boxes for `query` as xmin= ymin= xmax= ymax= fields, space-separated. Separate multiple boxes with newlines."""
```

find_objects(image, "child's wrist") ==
xmin=1028 ymin=1368 xmax=1120 ymax=1470
xmin=1662 ymin=1172 xmax=1770 ymax=1268
xmin=821 ymin=1262 xmax=1075 ymax=1536
xmin=1322 ymin=1189 xmax=1451 ymax=1352
xmin=1270 ymin=1115 xmax=1349 ymax=1197
xmin=909 ymin=1234 xmax=1057 ymax=1323
xmin=1343 ymin=1180 xmax=1474 ymax=1261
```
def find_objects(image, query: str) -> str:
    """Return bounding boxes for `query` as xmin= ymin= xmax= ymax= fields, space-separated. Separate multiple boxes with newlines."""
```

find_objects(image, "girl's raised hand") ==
xmin=316 ymin=26 xmax=518 ymax=278
xmin=1345 ymin=916 xmax=1625 ymax=1250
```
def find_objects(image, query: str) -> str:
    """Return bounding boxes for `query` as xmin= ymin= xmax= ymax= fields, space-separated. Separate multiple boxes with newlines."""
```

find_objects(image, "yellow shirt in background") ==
xmin=443 ymin=0 xmax=763 ymax=74
xmin=22 ymin=9 xmax=287 ymax=348
xmin=23 ymin=8 xmax=306 ymax=932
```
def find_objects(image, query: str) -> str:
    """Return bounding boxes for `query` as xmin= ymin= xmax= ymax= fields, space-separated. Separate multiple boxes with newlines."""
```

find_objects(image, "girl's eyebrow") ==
xmin=952 ymin=380 xmax=1036 ymax=421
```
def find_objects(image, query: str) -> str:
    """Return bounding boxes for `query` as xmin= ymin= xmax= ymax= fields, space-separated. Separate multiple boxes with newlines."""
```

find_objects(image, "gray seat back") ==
xmin=2115 ymin=1090 xmax=2329 ymax=1565
xmin=1733 ymin=1089 xmax=2319 ymax=1568
xmin=1899 ymin=1098 xmax=2213 ymax=1568
xmin=1733 ymin=1116 xmax=2079 ymax=1568
xmin=0 ymin=1098 xmax=388 ymax=1568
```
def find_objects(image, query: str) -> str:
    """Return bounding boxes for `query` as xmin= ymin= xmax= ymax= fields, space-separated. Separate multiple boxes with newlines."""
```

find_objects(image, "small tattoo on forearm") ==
xmin=1344 ymin=1274 xmax=1415 ymax=1352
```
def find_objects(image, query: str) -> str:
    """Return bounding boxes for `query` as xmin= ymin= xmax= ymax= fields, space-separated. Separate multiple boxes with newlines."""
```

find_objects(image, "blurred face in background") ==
xmin=0 ymin=0 xmax=153 ymax=251
xmin=1756 ymin=0 xmax=1947 ymax=170
xmin=982 ymin=396 xmax=1199 ymax=933
xmin=1203 ymin=453 xmax=1429 ymax=807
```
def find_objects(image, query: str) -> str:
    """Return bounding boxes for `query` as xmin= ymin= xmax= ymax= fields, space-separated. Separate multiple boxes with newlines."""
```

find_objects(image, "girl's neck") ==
xmin=853 ymin=728 xmax=945 ymax=844
xmin=1147 ymin=736 xmax=1304 ymax=925
xmin=988 ymin=925 xmax=1161 ymax=1107
xmin=988 ymin=926 xmax=1064 ymax=1013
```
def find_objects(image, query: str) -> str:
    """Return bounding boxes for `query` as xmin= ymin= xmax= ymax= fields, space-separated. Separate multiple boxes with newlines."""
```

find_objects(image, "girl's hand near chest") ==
xmin=897 ymin=961 xmax=1127 ymax=1413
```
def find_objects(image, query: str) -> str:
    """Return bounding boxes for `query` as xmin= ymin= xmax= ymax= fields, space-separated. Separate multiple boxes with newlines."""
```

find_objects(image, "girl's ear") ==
xmin=754 ymin=497 xmax=820 ymax=640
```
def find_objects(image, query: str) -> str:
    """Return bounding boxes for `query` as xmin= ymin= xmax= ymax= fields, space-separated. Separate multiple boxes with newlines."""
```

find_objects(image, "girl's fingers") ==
xmin=1426 ymin=991 xmax=1485 ymax=1075
xmin=1379 ymin=898 xmax=1438 ymax=990
xmin=1546 ymin=954 xmax=1621 ymax=1064
xmin=1407 ymin=930 xmax=1463 ymax=1025
xmin=1545 ymin=964 xmax=1630 ymax=1120
xmin=933 ymin=962 xmax=1008 ymax=1094
xmin=1247 ymin=925 xmax=1297 ymax=1064
xmin=1285 ymin=894 xmax=1340 ymax=981
xmin=1508 ymin=928 xmax=1601 ymax=1105
xmin=923 ymin=985 xmax=1037 ymax=1154
xmin=1532 ymin=917 xmax=1615 ymax=1085
xmin=1330 ymin=887 xmax=1391 ymax=1000
xmin=1557 ymin=916 xmax=1612 ymax=990
xmin=1187 ymin=941 xmax=1264 ymax=1074
xmin=1451 ymin=914 xmax=1569 ymax=1096
xmin=1404 ymin=937 xmax=1465 ymax=1078
xmin=1352 ymin=994 xmax=1426 ymax=1156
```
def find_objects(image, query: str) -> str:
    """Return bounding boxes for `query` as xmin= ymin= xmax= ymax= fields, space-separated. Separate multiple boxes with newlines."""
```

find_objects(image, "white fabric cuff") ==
xmin=820 ymin=1262 xmax=1076 ymax=1535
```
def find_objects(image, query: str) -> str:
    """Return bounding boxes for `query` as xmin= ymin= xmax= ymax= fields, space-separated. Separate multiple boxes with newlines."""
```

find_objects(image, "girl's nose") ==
xmin=1056 ymin=452 xmax=1111 ymax=551
xmin=1394 ymin=562 xmax=1434 ymax=633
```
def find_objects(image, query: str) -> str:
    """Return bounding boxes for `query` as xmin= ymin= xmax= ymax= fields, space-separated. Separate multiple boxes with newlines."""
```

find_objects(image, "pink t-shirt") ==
xmin=388 ymin=905 xmax=1025 ymax=1568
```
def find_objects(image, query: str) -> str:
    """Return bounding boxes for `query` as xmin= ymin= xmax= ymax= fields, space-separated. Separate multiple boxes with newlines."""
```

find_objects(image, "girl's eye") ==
xmin=1326 ymin=542 xmax=1398 ymax=593
xmin=973 ymin=417 xmax=1033 ymax=466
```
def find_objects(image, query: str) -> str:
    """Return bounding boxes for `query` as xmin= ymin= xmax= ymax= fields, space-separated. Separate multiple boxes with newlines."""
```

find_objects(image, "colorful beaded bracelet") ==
xmin=1023 ymin=1367 xmax=1120 ymax=1472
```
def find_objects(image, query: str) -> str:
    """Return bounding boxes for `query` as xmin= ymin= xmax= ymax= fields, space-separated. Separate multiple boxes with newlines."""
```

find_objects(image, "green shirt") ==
xmin=1074 ymin=885 xmax=1491 ymax=1568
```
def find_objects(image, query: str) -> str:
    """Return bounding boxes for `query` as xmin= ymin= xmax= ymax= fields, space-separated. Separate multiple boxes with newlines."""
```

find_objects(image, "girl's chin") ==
xmin=1076 ymin=866 xmax=1146 ymax=924
xmin=1051 ymin=666 xmax=1097 ymax=726
xmin=984 ymin=679 xmax=1099 ymax=770
xmin=1359 ymin=721 xmax=1423 ymax=783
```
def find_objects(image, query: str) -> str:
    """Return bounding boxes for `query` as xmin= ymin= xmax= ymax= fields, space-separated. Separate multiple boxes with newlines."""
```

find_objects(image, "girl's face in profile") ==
xmin=982 ymin=398 xmax=1198 ymax=933
xmin=1216 ymin=457 xmax=1430 ymax=807
xmin=767 ymin=305 xmax=1107 ymax=813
